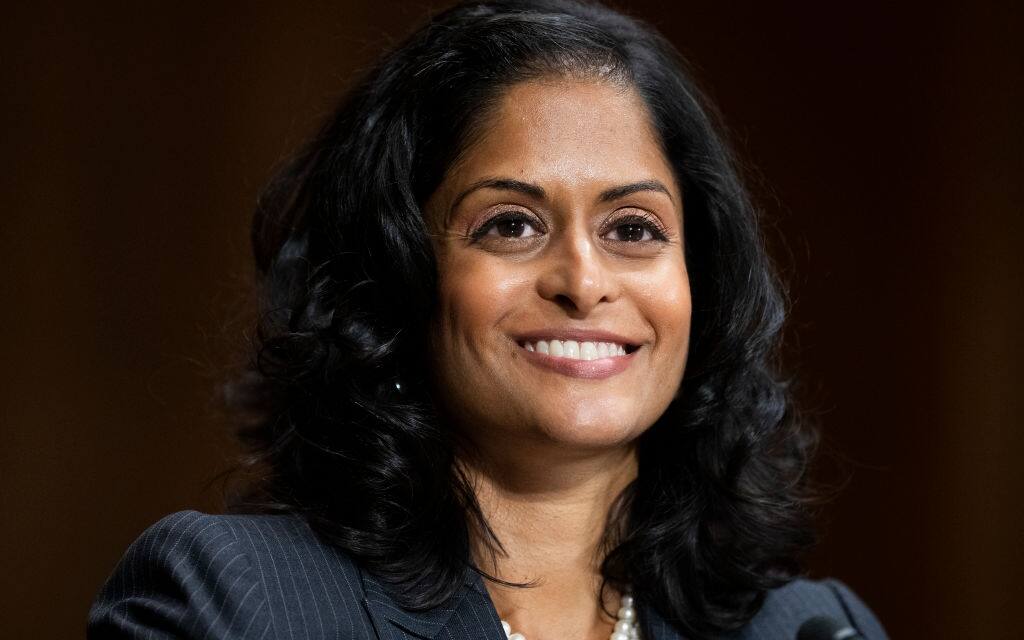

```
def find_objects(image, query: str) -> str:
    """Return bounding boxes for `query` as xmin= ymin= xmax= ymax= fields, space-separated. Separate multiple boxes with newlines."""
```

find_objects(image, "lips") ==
xmin=513 ymin=337 xmax=639 ymax=379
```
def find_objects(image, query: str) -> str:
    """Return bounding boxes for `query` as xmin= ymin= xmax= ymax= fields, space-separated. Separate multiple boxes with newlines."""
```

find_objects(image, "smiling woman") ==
xmin=427 ymin=80 xmax=691 ymax=457
xmin=88 ymin=1 xmax=886 ymax=639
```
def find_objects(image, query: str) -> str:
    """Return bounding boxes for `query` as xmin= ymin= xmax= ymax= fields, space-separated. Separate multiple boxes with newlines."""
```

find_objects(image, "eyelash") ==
xmin=469 ymin=210 xmax=670 ymax=243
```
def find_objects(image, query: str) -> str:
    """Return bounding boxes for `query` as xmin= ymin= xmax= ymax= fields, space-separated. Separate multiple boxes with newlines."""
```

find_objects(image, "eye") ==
xmin=603 ymin=212 xmax=669 ymax=243
xmin=470 ymin=211 xmax=543 ymax=241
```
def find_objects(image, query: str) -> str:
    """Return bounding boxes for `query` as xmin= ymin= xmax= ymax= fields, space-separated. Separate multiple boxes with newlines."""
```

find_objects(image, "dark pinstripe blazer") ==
xmin=88 ymin=511 xmax=887 ymax=639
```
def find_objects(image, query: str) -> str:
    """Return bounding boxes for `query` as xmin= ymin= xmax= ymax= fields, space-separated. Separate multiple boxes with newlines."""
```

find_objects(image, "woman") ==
xmin=89 ymin=1 xmax=887 ymax=638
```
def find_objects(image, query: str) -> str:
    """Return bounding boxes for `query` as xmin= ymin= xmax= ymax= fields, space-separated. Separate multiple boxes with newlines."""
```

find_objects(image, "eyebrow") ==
xmin=597 ymin=180 xmax=673 ymax=204
xmin=449 ymin=177 xmax=674 ymax=214
xmin=450 ymin=178 xmax=545 ymax=212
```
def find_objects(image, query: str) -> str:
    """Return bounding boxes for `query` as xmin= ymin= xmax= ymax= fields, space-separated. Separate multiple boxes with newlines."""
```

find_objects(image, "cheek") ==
xmin=429 ymin=254 xmax=532 ymax=427
xmin=435 ymin=254 xmax=527 ymax=352
xmin=641 ymin=258 xmax=692 ymax=357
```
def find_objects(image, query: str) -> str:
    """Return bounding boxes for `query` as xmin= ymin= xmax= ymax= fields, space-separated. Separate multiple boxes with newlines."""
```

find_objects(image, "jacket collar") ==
xmin=360 ymin=563 xmax=683 ymax=640
xmin=360 ymin=563 xmax=504 ymax=640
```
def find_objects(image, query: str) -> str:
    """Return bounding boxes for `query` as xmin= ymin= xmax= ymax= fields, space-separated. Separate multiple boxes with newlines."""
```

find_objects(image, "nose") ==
xmin=535 ymin=228 xmax=617 ymax=316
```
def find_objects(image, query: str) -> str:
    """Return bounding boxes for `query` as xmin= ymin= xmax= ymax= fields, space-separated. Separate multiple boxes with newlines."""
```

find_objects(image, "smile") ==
xmin=515 ymin=339 xmax=639 ymax=379
xmin=522 ymin=339 xmax=630 ymax=360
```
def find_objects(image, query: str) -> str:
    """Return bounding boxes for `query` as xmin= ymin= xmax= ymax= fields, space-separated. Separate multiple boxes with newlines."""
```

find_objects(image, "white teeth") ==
xmin=523 ymin=339 xmax=631 ymax=360
xmin=581 ymin=341 xmax=597 ymax=360
xmin=564 ymin=340 xmax=580 ymax=358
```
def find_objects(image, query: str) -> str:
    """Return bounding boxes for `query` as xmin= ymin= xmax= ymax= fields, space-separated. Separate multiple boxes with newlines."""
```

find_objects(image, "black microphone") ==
xmin=796 ymin=616 xmax=864 ymax=640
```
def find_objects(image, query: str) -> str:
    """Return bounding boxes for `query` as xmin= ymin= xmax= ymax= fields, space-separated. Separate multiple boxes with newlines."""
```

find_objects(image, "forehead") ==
xmin=446 ymin=78 xmax=678 ymax=197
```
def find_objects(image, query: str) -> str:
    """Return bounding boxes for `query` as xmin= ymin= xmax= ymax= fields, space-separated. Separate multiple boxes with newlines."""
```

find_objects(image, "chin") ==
xmin=536 ymin=404 xmax=648 ymax=449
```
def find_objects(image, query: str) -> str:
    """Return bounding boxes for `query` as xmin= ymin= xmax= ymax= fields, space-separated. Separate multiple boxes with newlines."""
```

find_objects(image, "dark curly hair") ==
xmin=226 ymin=1 xmax=816 ymax=637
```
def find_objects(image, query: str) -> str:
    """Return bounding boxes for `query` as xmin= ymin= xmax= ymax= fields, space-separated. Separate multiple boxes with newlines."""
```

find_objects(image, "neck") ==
xmin=459 ymin=437 xmax=638 ymax=640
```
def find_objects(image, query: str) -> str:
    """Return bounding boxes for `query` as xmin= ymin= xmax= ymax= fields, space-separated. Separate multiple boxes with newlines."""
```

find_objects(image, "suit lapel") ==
xmin=361 ymin=564 xmax=684 ymax=640
xmin=360 ymin=565 xmax=505 ymax=640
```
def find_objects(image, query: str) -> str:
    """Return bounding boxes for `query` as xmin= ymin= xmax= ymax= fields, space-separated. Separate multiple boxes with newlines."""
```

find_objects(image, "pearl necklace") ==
xmin=499 ymin=591 xmax=641 ymax=640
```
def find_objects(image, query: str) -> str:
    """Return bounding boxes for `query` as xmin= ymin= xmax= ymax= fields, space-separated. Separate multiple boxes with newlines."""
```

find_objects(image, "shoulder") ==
xmin=88 ymin=510 xmax=376 ymax=639
xmin=727 ymin=578 xmax=888 ymax=640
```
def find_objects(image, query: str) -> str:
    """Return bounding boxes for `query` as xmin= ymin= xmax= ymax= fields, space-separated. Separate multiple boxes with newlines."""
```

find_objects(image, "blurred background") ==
xmin=2 ymin=1 xmax=1021 ymax=637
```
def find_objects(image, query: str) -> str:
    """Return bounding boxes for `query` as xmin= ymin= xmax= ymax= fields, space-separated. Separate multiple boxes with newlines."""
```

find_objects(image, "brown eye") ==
xmin=603 ymin=213 xmax=668 ymax=243
xmin=471 ymin=212 xmax=542 ymax=241
xmin=496 ymin=218 xmax=529 ymax=238
xmin=612 ymin=223 xmax=649 ymax=242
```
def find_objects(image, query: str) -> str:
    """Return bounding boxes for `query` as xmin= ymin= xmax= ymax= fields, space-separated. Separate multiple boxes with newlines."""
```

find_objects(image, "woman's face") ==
xmin=425 ymin=78 xmax=691 ymax=455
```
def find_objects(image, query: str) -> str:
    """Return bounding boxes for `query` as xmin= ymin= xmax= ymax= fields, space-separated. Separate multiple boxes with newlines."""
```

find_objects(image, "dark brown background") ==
xmin=3 ymin=1 xmax=1021 ymax=638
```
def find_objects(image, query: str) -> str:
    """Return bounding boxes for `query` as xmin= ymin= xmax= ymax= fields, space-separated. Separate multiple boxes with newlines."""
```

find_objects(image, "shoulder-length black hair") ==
xmin=227 ymin=1 xmax=816 ymax=637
